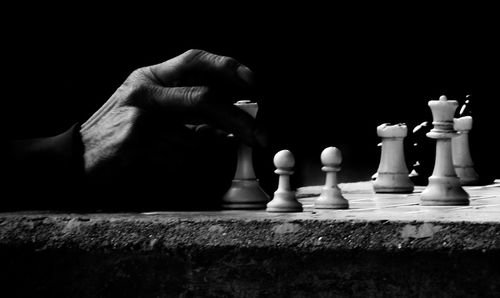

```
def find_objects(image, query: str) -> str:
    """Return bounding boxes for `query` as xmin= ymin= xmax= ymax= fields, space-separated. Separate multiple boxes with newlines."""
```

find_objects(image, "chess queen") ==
xmin=420 ymin=95 xmax=469 ymax=206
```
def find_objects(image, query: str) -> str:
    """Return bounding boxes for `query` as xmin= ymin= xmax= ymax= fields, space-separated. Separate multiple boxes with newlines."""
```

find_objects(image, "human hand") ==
xmin=80 ymin=49 xmax=264 ymax=210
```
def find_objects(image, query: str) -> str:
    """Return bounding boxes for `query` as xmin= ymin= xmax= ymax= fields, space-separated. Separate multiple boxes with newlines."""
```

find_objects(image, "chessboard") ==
xmin=138 ymin=180 xmax=500 ymax=224
xmin=295 ymin=180 xmax=500 ymax=223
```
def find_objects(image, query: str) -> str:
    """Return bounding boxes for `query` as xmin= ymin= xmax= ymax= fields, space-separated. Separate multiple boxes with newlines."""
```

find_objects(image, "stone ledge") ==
xmin=3 ymin=179 xmax=500 ymax=297
xmin=2 ymin=212 xmax=500 ymax=297
xmin=1 ymin=212 xmax=500 ymax=253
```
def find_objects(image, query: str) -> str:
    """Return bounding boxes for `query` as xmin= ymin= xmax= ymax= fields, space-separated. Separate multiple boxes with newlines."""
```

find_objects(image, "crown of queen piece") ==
xmin=428 ymin=95 xmax=458 ymax=134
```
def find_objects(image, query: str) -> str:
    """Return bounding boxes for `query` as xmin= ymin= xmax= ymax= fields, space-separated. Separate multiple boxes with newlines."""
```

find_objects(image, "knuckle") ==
xmin=125 ymin=82 xmax=151 ymax=106
xmin=122 ymin=67 xmax=152 ymax=91
xmin=127 ymin=67 xmax=149 ymax=82
xmin=179 ymin=49 xmax=239 ymax=71
xmin=216 ymin=55 xmax=238 ymax=70
xmin=184 ymin=87 xmax=210 ymax=106
xmin=184 ymin=48 xmax=204 ymax=58
xmin=179 ymin=48 xmax=206 ymax=65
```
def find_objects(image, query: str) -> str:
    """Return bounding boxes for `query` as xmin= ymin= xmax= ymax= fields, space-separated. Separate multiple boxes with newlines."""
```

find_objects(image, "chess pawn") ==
xmin=420 ymin=95 xmax=469 ymax=206
xmin=222 ymin=100 xmax=269 ymax=209
xmin=314 ymin=147 xmax=349 ymax=209
xmin=373 ymin=123 xmax=414 ymax=193
xmin=266 ymin=150 xmax=303 ymax=212
xmin=452 ymin=116 xmax=480 ymax=185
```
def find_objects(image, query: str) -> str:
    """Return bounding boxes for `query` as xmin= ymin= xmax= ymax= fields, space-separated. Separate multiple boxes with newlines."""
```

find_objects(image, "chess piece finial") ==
xmin=373 ymin=123 xmax=414 ymax=193
xmin=420 ymin=95 xmax=469 ymax=206
xmin=222 ymin=100 xmax=269 ymax=209
xmin=452 ymin=116 xmax=480 ymax=185
xmin=314 ymin=147 xmax=349 ymax=209
xmin=266 ymin=150 xmax=303 ymax=212
xmin=458 ymin=95 xmax=472 ymax=117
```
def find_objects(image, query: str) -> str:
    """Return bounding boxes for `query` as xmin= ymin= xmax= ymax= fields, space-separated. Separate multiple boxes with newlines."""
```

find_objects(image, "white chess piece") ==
xmin=373 ymin=123 xmax=414 ymax=193
xmin=266 ymin=150 xmax=303 ymax=212
xmin=371 ymin=142 xmax=382 ymax=180
xmin=222 ymin=100 xmax=269 ymax=209
xmin=420 ymin=95 xmax=469 ymax=206
xmin=452 ymin=116 xmax=480 ymax=185
xmin=314 ymin=147 xmax=349 ymax=209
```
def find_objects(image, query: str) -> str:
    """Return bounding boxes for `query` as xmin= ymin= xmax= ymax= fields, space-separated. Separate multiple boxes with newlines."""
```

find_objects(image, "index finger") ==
xmin=149 ymin=49 xmax=255 ymax=89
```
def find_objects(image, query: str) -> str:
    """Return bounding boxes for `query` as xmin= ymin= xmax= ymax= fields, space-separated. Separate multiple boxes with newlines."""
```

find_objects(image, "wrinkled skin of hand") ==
xmin=80 ymin=49 xmax=263 ymax=211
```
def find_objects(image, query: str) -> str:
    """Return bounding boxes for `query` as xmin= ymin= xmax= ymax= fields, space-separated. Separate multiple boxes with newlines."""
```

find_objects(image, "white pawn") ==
xmin=314 ymin=147 xmax=349 ymax=209
xmin=452 ymin=116 xmax=480 ymax=185
xmin=266 ymin=150 xmax=303 ymax=213
xmin=420 ymin=95 xmax=469 ymax=206
xmin=373 ymin=123 xmax=414 ymax=193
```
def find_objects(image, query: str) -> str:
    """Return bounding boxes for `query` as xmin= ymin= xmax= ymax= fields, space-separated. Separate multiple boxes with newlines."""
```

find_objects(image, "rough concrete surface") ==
xmin=3 ymin=181 xmax=500 ymax=297
xmin=1 ymin=211 xmax=500 ymax=297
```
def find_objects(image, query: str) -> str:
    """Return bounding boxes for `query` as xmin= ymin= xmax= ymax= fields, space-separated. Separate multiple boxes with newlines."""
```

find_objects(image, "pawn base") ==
xmin=455 ymin=166 xmax=480 ymax=186
xmin=314 ymin=187 xmax=349 ymax=209
xmin=222 ymin=180 xmax=269 ymax=210
xmin=373 ymin=172 xmax=414 ymax=193
xmin=420 ymin=176 xmax=470 ymax=206
xmin=266 ymin=190 xmax=302 ymax=212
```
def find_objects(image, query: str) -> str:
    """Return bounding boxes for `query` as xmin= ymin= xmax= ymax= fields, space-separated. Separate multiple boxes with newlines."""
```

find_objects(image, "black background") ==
xmin=2 ymin=5 xmax=499 ymax=189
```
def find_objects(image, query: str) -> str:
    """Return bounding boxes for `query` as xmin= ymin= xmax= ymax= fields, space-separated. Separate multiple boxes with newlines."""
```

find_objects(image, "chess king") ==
xmin=420 ymin=96 xmax=469 ymax=206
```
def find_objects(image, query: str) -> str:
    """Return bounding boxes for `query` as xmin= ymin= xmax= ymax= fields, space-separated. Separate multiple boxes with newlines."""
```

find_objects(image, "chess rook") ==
xmin=314 ymin=147 xmax=349 ymax=209
xmin=373 ymin=123 xmax=414 ymax=193
xmin=420 ymin=95 xmax=469 ymax=206
xmin=266 ymin=150 xmax=303 ymax=212
xmin=452 ymin=116 xmax=480 ymax=185
xmin=222 ymin=100 xmax=269 ymax=209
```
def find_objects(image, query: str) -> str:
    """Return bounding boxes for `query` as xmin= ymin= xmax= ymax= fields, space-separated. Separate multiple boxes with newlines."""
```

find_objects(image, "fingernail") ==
xmin=237 ymin=65 xmax=255 ymax=86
